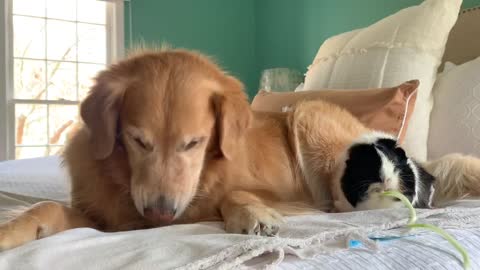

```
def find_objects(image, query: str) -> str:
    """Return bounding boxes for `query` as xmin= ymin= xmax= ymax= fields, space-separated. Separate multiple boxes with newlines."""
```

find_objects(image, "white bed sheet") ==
xmin=0 ymin=157 xmax=479 ymax=270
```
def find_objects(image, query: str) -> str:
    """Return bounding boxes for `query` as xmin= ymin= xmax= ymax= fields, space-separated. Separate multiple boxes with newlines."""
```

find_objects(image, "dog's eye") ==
xmin=183 ymin=138 xmax=202 ymax=151
xmin=134 ymin=137 xmax=148 ymax=150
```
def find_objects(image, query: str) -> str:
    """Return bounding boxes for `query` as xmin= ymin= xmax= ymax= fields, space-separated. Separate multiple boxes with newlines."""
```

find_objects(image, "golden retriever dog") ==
xmin=425 ymin=154 xmax=480 ymax=204
xmin=0 ymin=49 xmax=479 ymax=251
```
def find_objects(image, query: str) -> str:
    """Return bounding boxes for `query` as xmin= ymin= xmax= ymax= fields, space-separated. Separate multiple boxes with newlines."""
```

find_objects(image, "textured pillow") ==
xmin=300 ymin=0 xmax=461 ymax=161
xmin=428 ymin=57 xmax=480 ymax=159
xmin=251 ymin=80 xmax=418 ymax=143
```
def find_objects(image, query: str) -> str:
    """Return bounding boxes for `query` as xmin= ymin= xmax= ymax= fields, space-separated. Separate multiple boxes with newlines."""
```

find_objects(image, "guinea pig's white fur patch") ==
xmin=339 ymin=132 xmax=435 ymax=211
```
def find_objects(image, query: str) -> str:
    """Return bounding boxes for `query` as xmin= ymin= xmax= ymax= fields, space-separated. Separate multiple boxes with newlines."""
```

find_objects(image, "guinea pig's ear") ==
xmin=376 ymin=138 xmax=397 ymax=150
xmin=211 ymin=75 xmax=252 ymax=160
xmin=80 ymin=70 xmax=127 ymax=160
xmin=377 ymin=138 xmax=408 ymax=162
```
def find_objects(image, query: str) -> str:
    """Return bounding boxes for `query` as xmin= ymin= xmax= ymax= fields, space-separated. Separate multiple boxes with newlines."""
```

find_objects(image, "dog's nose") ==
xmin=143 ymin=196 xmax=176 ymax=224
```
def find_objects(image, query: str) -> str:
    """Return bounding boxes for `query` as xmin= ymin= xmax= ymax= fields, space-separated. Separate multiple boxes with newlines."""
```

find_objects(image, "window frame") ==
xmin=0 ymin=0 xmax=124 ymax=160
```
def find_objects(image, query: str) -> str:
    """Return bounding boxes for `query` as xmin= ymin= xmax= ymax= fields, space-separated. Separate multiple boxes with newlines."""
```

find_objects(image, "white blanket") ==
xmin=0 ymin=157 xmax=69 ymax=202
xmin=1 ymin=157 xmax=479 ymax=269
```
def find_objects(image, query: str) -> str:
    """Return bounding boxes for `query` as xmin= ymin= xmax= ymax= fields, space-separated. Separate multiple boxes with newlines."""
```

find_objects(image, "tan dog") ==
xmin=0 ymin=49 xmax=478 ymax=251
xmin=0 ymin=50 xmax=313 ymax=250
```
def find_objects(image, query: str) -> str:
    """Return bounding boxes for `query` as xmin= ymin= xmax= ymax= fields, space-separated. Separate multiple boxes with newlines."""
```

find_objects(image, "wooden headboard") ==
xmin=441 ymin=6 xmax=480 ymax=68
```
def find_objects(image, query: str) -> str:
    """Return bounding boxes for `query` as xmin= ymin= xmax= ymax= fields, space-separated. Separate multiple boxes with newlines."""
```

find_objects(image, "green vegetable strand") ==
xmin=381 ymin=190 xmax=470 ymax=270
xmin=382 ymin=190 xmax=417 ymax=224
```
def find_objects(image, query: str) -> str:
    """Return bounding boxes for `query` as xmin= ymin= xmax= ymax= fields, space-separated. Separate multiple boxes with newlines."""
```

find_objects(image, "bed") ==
xmin=1 ymin=5 xmax=480 ymax=270
xmin=1 ymin=156 xmax=480 ymax=270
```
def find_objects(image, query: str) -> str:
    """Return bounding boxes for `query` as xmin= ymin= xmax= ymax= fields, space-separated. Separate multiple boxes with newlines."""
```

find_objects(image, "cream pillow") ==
xmin=428 ymin=57 xmax=480 ymax=159
xmin=301 ymin=0 xmax=462 ymax=161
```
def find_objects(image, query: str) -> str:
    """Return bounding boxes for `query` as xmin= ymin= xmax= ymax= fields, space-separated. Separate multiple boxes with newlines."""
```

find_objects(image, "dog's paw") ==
xmin=0 ymin=223 xmax=20 ymax=251
xmin=225 ymin=205 xmax=283 ymax=236
xmin=0 ymin=219 xmax=40 ymax=252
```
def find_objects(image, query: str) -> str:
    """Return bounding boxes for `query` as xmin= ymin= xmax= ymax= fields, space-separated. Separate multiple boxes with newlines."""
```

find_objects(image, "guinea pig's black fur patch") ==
xmin=341 ymin=136 xmax=434 ymax=208
xmin=341 ymin=143 xmax=383 ymax=207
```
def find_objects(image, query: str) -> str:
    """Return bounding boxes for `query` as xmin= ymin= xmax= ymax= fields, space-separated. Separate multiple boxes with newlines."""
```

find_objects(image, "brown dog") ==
xmin=0 ymin=50 xmax=319 ymax=250
xmin=0 ymin=49 xmax=477 ymax=251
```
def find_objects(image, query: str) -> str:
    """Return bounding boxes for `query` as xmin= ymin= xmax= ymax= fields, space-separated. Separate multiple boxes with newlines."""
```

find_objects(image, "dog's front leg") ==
xmin=0 ymin=201 xmax=95 ymax=251
xmin=220 ymin=190 xmax=283 ymax=236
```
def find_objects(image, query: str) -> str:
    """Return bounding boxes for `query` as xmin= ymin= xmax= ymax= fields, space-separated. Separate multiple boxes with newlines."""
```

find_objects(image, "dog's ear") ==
xmin=212 ymin=76 xmax=252 ymax=160
xmin=80 ymin=70 xmax=127 ymax=160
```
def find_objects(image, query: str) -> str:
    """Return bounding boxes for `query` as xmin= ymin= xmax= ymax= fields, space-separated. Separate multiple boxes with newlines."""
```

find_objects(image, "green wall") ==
xmin=127 ymin=0 xmax=480 ymax=98
xmin=126 ymin=0 xmax=257 ymax=95
xmin=255 ymin=0 xmax=421 ymax=75
xmin=255 ymin=0 xmax=480 ymax=84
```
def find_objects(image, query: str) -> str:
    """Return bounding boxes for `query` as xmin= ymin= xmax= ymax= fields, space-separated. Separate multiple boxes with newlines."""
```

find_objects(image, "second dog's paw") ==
xmin=225 ymin=205 xmax=283 ymax=236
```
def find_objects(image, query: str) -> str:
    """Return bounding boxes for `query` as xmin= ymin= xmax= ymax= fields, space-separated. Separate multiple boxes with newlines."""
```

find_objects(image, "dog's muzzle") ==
xmin=143 ymin=195 xmax=177 ymax=224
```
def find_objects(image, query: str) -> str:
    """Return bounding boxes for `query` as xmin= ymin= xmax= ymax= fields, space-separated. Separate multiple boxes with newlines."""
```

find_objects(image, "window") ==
xmin=0 ymin=0 xmax=124 ymax=160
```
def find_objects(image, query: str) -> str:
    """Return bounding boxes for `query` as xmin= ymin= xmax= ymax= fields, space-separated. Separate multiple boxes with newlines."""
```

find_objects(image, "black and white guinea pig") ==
xmin=335 ymin=132 xmax=435 ymax=211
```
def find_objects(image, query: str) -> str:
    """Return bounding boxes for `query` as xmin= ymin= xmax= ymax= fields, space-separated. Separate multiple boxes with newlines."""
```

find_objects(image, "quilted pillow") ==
xmin=300 ymin=0 xmax=462 ymax=161
xmin=428 ymin=57 xmax=480 ymax=159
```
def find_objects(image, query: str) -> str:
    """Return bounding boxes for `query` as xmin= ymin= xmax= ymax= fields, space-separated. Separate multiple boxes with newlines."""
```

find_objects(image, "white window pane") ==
xmin=15 ymin=104 xmax=48 ymax=145
xmin=78 ymin=23 xmax=106 ymax=64
xmin=16 ymin=146 xmax=48 ymax=159
xmin=47 ymin=61 xmax=77 ymax=100
xmin=13 ymin=0 xmax=46 ymax=17
xmin=46 ymin=0 xmax=76 ymax=21
xmin=77 ymin=0 xmax=106 ymax=24
xmin=13 ymin=16 xmax=46 ymax=59
xmin=47 ymin=20 xmax=77 ymax=61
xmin=78 ymin=63 xmax=104 ymax=100
xmin=49 ymin=146 xmax=64 ymax=156
xmin=48 ymin=105 xmax=78 ymax=145
xmin=14 ymin=59 xmax=46 ymax=99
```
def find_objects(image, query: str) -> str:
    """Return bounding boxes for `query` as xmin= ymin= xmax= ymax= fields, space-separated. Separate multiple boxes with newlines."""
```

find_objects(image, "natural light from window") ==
xmin=12 ymin=0 xmax=107 ymax=159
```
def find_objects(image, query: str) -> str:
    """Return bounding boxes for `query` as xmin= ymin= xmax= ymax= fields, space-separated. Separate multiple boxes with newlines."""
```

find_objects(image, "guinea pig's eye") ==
xmin=371 ymin=187 xmax=382 ymax=193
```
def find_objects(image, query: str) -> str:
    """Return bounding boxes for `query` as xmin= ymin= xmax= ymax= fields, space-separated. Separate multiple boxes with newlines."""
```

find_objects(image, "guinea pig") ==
xmin=287 ymin=100 xmax=436 ymax=213
xmin=334 ymin=132 xmax=435 ymax=212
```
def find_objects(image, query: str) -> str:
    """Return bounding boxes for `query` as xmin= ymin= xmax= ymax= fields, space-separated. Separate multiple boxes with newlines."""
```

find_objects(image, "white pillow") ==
xmin=428 ymin=57 xmax=480 ymax=160
xmin=443 ymin=61 xmax=457 ymax=72
xmin=301 ymin=0 xmax=462 ymax=161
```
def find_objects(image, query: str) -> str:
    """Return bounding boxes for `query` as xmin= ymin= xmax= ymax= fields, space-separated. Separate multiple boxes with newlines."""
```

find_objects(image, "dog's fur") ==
xmin=425 ymin=154 xmax=480 ymax=205
xmin=0 ymin=49 xmax=479 ymax=251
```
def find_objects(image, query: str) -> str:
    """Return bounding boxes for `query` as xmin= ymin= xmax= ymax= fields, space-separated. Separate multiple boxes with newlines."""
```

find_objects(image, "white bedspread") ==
xmin=0 ymin=157 xmax=69 ymax=202
xmin=0 ymin=157 xmax=479 ymax=270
